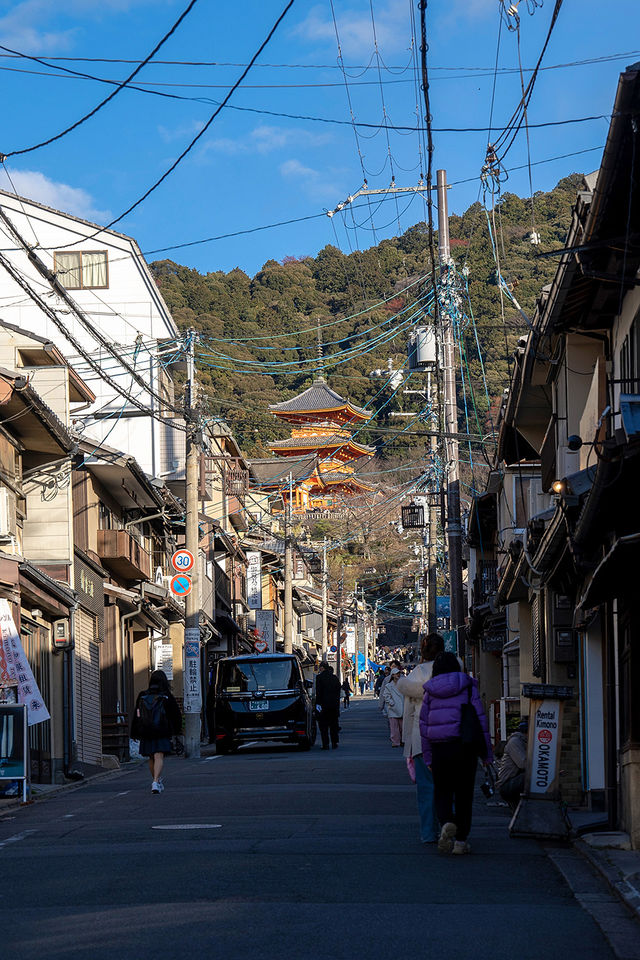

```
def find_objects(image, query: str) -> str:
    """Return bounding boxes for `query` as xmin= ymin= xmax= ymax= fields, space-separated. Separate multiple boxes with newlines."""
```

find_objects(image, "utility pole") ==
xmin=336 ymin=574 xmax=344 ymax=685
xmin=437 ymin=169 xmax=465 ymax=648
xmin=427 ymin=370 xmax=439 ymax=634
xmin=183 ymin=329 xmax=202 ymax=758
xmin=284 ymin=471 xmax=293 ymax=654
xmin=321 ymin=538 xmax=328 ymax=657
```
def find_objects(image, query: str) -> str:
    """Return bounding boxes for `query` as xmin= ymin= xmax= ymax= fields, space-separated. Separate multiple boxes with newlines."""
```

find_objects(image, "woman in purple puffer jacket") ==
xmin=419 ymin=651 xmax=493 ymax=855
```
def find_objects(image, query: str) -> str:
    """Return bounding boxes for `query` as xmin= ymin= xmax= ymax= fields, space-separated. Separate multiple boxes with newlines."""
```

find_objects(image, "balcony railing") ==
xmin=97 ymin=529 xmax=151 ymax=581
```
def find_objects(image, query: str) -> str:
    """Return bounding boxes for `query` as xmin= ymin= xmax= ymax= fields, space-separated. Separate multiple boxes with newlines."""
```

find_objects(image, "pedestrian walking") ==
xmin=358 ymin=672 xmax=366 ymax=696
xmin=374 ymin=666 xmax=388 ymax=697
xmin=341 ymin=677 xmax=352 ymax=709
xmin=419 ymin=652 xmax=493 ymax=855
xmin=131 ymin=669 xmax=182 ymax=794
xmin=316 ymin=661 xmax=341 ymax=749
xmin=496 ymin=718 xmax=528 ymax=811
xmin=396 ymin=633 xmax=444 ymax=843
xmin=378 ymin=659 xmax=401 ymax=715
xmin=383 ymin=667 xmax=405 ymax=746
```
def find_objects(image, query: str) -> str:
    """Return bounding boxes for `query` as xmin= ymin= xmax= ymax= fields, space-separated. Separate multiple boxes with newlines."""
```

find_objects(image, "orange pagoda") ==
xmin=249 ymin=378 xmax=375 ymax=513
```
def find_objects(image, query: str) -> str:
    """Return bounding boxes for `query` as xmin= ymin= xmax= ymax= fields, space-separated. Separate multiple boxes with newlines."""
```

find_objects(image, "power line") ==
xmin=4 ymin=0 xmax=201 ymax=157
xmin=54 ymin=0 xmax=297 ymax=242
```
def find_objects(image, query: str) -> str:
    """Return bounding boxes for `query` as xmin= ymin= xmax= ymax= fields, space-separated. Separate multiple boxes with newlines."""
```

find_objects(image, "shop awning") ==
xmin=578 ymin=533 xmax=640 ymax=608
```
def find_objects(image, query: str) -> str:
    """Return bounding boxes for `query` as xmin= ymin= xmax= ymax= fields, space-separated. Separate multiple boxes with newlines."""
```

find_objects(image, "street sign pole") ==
xmin=183 ymin=330 xmax=201 ymax=758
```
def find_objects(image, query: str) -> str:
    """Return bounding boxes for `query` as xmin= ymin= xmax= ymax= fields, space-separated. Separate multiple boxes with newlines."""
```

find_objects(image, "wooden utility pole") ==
xmin=437 ymin=169 xmax=465 ymax=645
xmin=427 ymin=371 xmax=439 ymax=634
xmin=284 ymin=471 xmax=293 ymax=654
xmin=183 ymin=330 xmax=202 ymax=758
xmin=336 ymin=574 xmax=344 ymax=684
xmin=321 ymin=537 xmax=328 ymax=657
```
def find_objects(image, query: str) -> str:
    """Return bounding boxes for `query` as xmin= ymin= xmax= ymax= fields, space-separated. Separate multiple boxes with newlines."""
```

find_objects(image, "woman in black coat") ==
xmin=131 ymin=670 xmax=182 ymax=794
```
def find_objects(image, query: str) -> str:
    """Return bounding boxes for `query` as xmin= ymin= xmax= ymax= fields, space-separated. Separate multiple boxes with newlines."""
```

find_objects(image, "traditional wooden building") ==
xmin=252 ymin=378 xmax=375 ymax=513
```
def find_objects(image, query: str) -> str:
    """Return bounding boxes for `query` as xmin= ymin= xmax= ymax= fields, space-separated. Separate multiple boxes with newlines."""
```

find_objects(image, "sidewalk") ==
xmin=576 ymin=833 xmax=640 ymax=923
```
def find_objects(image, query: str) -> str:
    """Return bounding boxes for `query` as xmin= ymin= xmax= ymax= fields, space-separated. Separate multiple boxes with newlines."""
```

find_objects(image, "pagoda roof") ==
xmin=268 ymin=435 xmax=375 ymax=456
xmin=269 ymin=378 xmax=372 ymax=420
xmin=248 ymin=455 xmax=318 ymax=487
xmin=317 ymin=469 xmax=375 ymax=491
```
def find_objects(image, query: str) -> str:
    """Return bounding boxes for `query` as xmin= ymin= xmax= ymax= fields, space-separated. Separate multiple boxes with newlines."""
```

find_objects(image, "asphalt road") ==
xmin=0 ymin=699 xmax=629 ymax=959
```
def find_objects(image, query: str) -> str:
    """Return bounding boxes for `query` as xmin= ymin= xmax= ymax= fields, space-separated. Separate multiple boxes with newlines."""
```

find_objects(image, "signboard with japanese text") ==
xmin=526 ymin=698 xmax=564 ymax=798
xmin=0 ymin=703 xmax=27 ymax=779
xmin=0 ymin=600 xmax=50 ymax=726
xmin=255 ymin=609 xmax=275 ymax=653
xmin=247 ymin=552 xmax=262 ymax=610
xmin=153 ymin=640 xmax=174 ymax=680
xmin=183 ymin=627 xmax=201 ymax=714
xmin=345 ymin=624 xmax=356 ymax=655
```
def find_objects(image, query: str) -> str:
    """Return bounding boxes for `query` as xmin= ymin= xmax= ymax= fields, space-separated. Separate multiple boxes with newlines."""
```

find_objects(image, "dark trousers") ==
xmin=431 ymin=740 xmax=478 ymax=841
xmin=499 ymin=772 xmax=525 ymax=811
xmin=318 ymin=707 xmax=340 ymax=747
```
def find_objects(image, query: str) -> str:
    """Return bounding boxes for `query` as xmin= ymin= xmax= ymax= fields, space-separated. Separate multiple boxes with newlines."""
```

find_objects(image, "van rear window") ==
xmin=219 ymin=660 xmax=297 ymax=693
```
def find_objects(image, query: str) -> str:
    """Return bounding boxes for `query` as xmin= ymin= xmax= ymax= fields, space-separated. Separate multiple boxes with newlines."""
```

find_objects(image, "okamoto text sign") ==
xmin=526 ymin=699 xmax=563 ymax=798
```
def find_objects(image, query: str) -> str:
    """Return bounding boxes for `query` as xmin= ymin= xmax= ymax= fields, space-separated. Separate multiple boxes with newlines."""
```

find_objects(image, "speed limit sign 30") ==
xmin=172 ymin=549 xmax=194 ymax=573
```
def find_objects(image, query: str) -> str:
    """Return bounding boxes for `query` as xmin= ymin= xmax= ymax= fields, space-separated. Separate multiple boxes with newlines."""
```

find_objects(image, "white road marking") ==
xmin=200 ymin=756 xmax=223 ymax=763
xmin=62 ymin=814 xmax=75 ymax=819
xmin=152 ymin=824 xmax=222 ymax=830
xmin=238 ymin=741 xmax=260 ymax=749
xmin=0 ymin=829 xmax=36 ymax=849
xmin=116 ymin=791 xmax=130 ymax=797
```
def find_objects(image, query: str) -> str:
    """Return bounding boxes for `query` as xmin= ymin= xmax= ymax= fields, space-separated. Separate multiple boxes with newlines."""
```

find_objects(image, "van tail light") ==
xmin=295 ymin=729 xmax=306 ymax=736
xmin=215 ymin=734 xmax=226 ymax=740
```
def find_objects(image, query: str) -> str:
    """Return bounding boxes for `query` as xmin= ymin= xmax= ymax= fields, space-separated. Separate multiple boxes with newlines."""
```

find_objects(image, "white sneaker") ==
xmin=156 ymin=778 xmax=165 ymax=793
xmin=438 ymin=822 xmax=457 ymax=853
xmin=151 ymin=780 xmax=160 ymax=794
xmin=452 ymin=840 xmax=471 ymax=855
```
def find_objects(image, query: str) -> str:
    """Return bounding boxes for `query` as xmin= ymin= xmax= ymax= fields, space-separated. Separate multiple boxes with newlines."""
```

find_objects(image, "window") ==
xmin=54 ymin=250 xmax=108 ymax=289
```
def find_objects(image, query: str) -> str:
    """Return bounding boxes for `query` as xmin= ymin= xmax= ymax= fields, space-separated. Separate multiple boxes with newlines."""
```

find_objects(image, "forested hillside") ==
xmin=152 ymin=174 xmax=583 ymax=457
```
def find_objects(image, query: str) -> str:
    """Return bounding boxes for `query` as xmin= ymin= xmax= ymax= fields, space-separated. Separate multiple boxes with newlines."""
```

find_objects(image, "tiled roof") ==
xmin=268 ymin=435 xmax=375 ymax=454
xmin=269 ymin=377 xmax=371 ymax=418
xmin=248 ymin=455 xmax=318 ymax=485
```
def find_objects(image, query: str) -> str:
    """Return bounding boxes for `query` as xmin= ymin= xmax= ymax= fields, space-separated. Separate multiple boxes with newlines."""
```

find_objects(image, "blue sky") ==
xmin=0 ymin=0 xmax=638 ymax=276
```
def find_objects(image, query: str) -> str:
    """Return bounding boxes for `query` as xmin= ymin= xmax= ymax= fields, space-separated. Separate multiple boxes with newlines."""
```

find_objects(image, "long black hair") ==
xmin=431 ymin=651 xmax=462 ymax=677
xmin=149 ymin=669 xmax=170 ymax=693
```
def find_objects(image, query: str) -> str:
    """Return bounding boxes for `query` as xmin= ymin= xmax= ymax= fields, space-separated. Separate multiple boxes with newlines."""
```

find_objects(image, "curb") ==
xmin=574 ymin=838 xmax=640 ymax=923
xmin=0 ymin=759 xmax=144 ymax=813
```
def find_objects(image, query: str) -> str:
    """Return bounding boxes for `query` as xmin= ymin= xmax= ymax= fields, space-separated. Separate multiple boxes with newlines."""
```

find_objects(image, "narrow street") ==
xmin=0 ymin=700 xmax=628 ymax=959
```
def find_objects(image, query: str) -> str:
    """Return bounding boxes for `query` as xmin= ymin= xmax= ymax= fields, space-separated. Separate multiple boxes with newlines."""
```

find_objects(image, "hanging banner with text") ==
xmin=0 ymin=599 xmax=50 ymax=726
xmin=255 ymin=609 xmax=275 ymax=653
xmin=246 ymin=552 xmax=263 ymax=610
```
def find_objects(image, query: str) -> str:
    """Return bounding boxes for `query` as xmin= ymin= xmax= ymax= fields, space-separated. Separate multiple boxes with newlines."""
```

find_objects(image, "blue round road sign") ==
xmin=170 ymin=574 xmax=192 ymax=596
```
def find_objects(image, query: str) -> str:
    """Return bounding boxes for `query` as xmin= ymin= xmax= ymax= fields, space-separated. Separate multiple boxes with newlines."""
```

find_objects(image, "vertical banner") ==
xmin=525 ymin=698 xmax=564 ymax=798
xmin=0 ymin=599 xmax=50 ymax=726
xmin=183 ymin=627 xmax=201 ymax=714
xmin=246 ymin=552 xmax=263 ymax=610
xmin=255 ymin=609 xmax=275 ymax=652
xmin=345 ymin=624 xmax=356 ymax=656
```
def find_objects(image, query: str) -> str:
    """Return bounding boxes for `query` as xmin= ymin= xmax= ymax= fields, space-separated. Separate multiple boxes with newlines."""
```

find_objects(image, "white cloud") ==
xmin=157 ymin=120 xmax=205 ymax=144
xmin=0 ymin=0 xmax=170 ymax=54
xmin=200 ymin=125 xmax=332 ymax=159
xmin=294 ymin=0 xmax=410 ymax=57
xmin=0 ymin=168 xmax=111 ymax=223
xmin=280 ymin=158 xmax=343 ymax=202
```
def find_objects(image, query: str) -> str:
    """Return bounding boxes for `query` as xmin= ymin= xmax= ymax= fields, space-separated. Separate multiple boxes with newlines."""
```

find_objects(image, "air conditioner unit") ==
xmin=0 ymin=487 xmax=16 ymax=540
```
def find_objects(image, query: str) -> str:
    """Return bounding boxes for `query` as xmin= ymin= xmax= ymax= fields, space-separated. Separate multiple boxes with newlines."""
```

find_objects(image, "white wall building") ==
xmin=0 ymin=190 xmax=184 ymax=477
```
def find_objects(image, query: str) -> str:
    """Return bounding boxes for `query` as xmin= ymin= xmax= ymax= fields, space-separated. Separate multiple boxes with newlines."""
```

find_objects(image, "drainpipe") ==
xmin=64 ymin=600 xmax=79 ymax=777
xmin=119 ymin=583 xmax=145 ymax=719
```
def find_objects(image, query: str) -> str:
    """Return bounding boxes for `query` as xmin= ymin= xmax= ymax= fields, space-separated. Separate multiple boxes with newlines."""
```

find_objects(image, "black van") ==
xmin=212 ymin=653 xmax=316 ymax=753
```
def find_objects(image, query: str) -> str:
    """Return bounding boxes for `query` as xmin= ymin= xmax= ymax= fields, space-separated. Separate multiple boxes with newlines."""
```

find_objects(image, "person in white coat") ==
xmin=378 ymin=660 xmax=401 ymax=716
xmin=396 ymin=634 xmax=444 ymax=842
xmin=383 ymin=667 xmax=405 ymax=746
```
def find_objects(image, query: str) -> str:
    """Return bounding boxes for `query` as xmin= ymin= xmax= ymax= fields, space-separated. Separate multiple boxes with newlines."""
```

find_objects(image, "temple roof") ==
xmin=248 ymin=455 xmax=318 ymax=486
xmin=317 ymin=469 xmax=374 ymax=490
xmin=268 ymin=434 xmax=375 ymax=455
xmin=269 ymin=378 xmax=372 ymax=420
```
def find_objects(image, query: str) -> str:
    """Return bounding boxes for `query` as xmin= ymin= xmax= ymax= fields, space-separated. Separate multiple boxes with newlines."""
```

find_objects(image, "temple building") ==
xmin=249 ymin=378 xmax=375 ymax=514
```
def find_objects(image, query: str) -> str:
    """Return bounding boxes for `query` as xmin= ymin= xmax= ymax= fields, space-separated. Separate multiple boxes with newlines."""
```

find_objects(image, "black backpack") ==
xmin=137 ymin=692 xmax=170 ymax=738
xmin=459 ymin=685 xmax=488 ymax=760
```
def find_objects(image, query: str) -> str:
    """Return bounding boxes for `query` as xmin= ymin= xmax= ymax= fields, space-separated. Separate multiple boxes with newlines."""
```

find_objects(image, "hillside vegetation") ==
xmin=152 ymin=174 xmax=582 ymax=457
